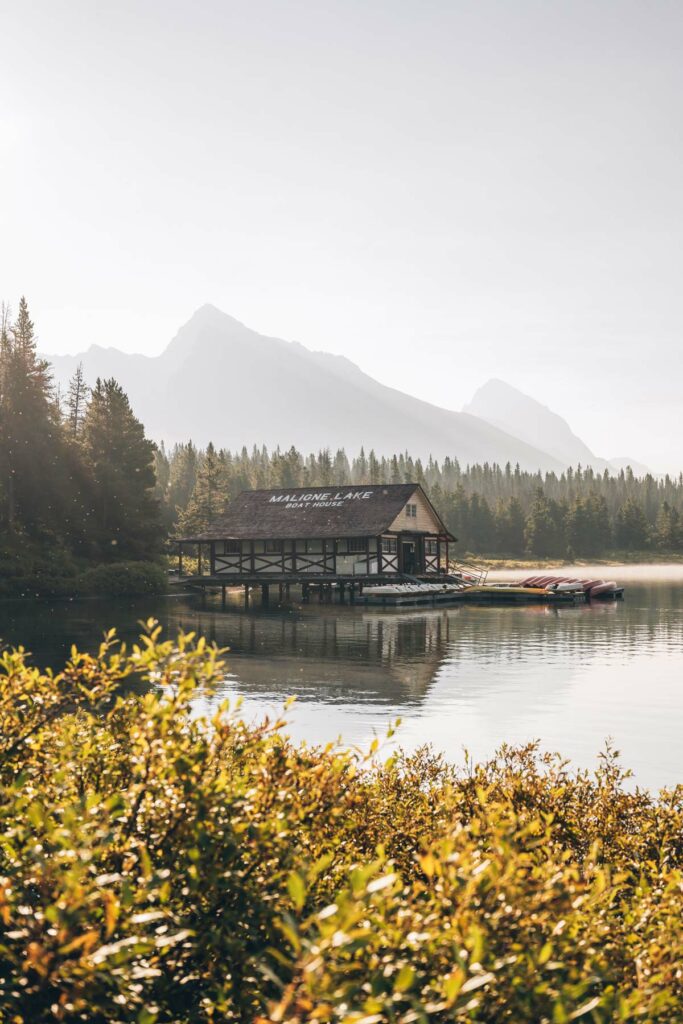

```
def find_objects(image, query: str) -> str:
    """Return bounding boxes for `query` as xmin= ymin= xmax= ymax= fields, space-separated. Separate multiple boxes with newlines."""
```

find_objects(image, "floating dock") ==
xmin=360 ymin=575 xmax=624 ymax=608
xmin=361 ymin=582 xmax=583 ymax=607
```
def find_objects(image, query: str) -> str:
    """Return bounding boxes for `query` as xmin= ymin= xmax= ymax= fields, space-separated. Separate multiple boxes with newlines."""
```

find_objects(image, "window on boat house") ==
xmin=347 ymin=537 xmax=367 ymax=554
xmin=295 ymin=539 xmax=324 ymax=553
xmin=215 ymin=540 xmax=240 ymax=555
xmin=265 ymin=539 xmax=283 ymax=553
xmin=405 ymin=503 xmax=417 ymax=518
xmin=425 ymin=539 xmax=437 ymax=555
xmin=381 ymin=537 xmax=397 ymax=554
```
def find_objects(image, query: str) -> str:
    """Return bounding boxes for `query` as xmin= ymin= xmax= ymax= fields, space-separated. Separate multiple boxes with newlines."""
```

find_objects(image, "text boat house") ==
xmin=177 ymin=484 xmax=456 ymax=591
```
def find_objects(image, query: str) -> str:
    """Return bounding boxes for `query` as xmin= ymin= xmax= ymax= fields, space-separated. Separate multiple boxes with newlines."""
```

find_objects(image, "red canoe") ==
xmin=589 ymin=581 xmax=618 ymax=598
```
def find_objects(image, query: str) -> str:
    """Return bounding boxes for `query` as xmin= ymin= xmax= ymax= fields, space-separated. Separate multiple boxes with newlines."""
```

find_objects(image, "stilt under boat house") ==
xmin=177 ymin=483 xmax=455 ymax=585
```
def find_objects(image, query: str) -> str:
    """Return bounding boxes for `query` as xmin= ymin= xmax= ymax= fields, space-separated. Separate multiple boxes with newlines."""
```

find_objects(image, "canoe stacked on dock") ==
xmin=520 ymin=576 xmax=624 ymax=600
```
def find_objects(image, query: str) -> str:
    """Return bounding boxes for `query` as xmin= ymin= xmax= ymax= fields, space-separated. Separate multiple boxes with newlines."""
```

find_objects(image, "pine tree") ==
xmin=167 ymin=442 xmax=199 ymax=516
xmin=0 ymin=297 xmax=61 ymax=534
xmin=66 ymin=362 xmax=89 ymax=438
xmin=494 ymin=497 xmax=526 ymax=554
xmin=615 ymin=499 xmax=649 ymax=550
xmin=525 ymin=488 xmax=565 ymax=557
xmin=467 ymin=493 xmax=496 ymax=552
xmin=177 ymin=442 xmax=229 ymax=536
xmin=82 ymin=377 xmax=161 ymax=558
xmin=654 ymin=502 xmax=681 ymax=550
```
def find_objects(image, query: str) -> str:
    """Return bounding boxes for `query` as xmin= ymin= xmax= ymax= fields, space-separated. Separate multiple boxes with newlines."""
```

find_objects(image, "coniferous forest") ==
xmin=161 ymin=441 xmax=683 ymax=559
xmin=0 ymin=299 xmax=164 ymax=595
xmin=2 ymin=298 xmax=683 ymax=595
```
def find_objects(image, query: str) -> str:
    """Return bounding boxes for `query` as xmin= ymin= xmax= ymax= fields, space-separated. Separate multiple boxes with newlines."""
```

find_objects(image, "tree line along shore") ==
xmin=2 ymin=297 xmax=683 ymax=597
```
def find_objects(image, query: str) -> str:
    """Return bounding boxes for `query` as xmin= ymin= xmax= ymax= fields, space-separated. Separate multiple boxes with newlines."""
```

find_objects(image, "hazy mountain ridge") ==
xmin=464 ymin=379 xmax=649 ymax=476
xmin=50 ymin=304 xmax=606 ymax=473
xmin=464 ymin=378 xmax=609 ymax=471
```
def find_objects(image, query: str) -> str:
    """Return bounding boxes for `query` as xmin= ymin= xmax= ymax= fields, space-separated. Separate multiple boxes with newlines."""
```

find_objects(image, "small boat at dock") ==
xmin=361 ymin=571 xmax=624 ymax=607
xmin=521 ymin=575 xmax=624 ymax=600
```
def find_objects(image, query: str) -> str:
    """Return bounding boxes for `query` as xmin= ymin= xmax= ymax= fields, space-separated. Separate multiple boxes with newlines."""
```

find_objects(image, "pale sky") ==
xmin=2 ymin=0 xmax=682 ymax=470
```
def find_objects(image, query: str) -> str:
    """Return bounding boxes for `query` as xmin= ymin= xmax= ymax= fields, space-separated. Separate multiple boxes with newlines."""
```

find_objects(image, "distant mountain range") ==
xmin=48 ymin=304 xmax=647 ymax=475
xmin=464 ymin=379 xmax=650 ymax=477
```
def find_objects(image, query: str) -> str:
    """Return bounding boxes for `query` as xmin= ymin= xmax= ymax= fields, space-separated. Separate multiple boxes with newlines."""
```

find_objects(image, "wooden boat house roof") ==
xmin=183 ymin=483 xmax=455 ymax=542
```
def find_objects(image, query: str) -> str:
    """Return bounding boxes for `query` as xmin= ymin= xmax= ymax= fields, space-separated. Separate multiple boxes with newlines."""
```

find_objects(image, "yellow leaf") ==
xmin=395 ymin=964 xmax=415 ymax=992
xmin=287 ymin=871 xmax=306 ymax=911
xmin=103 ymin=892 xmax=119 ymax=938
xmin=420 ymin=852 xmax=437 ymax=878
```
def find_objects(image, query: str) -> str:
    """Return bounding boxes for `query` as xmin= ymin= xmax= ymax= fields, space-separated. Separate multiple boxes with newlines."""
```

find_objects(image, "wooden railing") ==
xmin=448 ymin=559 xmax=488 ymax=585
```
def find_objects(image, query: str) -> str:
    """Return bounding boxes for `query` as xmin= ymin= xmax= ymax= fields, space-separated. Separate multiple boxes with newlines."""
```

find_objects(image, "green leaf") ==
xmin=287 ymin=871 xmax=306 ymax=911
xmin=395 ymin=964 xmax=415 ymax=992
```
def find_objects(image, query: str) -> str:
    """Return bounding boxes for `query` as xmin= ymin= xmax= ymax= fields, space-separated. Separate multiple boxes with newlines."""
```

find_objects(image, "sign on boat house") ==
xmin=178 ymin=483 xmax=455 ymax=582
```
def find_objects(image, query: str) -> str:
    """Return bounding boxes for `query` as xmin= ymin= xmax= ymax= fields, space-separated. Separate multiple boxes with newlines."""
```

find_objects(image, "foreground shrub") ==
xmin=0 ymin=542 xmax=79 ymax=597
xmin=0 ymin=626 xmax=681 ymax=1022
xmin=76 ymin=560 xmax=167 ymax=596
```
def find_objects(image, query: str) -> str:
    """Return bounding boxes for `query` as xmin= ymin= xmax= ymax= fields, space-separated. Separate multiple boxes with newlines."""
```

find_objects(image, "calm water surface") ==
xmin=1 ymin=564 xmax=682 ymax=790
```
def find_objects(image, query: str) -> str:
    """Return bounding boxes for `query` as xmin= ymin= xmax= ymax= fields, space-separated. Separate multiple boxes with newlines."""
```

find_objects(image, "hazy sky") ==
xmin=2 ymin=0 xmax=682 ymax=470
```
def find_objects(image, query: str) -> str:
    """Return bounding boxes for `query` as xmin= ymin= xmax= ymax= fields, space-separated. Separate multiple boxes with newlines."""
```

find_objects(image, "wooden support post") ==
xmin=318 ymin=584 xmax=324 ymax=603
xmin=261 ymin=584 xmax=269 ymax=605
xmin=244 ymin=584 xmax=250 ymax=608
xmin=285 ymin=583 xmax=291 ymax=600
xmin=349 ymin=583 xmax=355 ymax=603
xmin=278 ymin=583 xmax=284 ymax=602
xmin=221 ymin=585 xmax=226 ymax=609
xmin=302 ymin=582 xmax=310 ymax=602
xmin=339 ymin=582 xmax=346 ymax=603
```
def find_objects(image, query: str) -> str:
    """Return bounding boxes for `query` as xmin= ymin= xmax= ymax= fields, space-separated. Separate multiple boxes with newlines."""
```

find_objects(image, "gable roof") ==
xmin=182 ymin=484 xmax=455 ymax=541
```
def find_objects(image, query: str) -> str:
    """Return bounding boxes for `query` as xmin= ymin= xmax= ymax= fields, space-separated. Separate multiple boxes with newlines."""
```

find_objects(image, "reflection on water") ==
xmin=1 ymin=565 xmax=682 ymax=790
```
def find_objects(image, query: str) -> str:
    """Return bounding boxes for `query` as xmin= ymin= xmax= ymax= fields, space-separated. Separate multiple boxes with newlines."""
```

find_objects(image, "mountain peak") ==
xmin=47 ymin=311 xmax=585 ymax=472
xmin=464 ymin=379 xmax=608 ymax=471
xmin=184 ymin=303 xmax=248 ymax=329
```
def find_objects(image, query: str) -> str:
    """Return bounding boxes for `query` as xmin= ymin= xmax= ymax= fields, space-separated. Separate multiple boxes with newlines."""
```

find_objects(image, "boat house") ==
xmin=177 ymin=483 xmax=456 ymax=598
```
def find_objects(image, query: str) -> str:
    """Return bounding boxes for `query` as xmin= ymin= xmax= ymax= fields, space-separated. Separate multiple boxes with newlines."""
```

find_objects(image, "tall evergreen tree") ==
xmin=66 ymin=362 xmax=89 ymax=438
xmin=82 ymin=377 xmax=161 ymax=558
xmin=615 ymin=499 xmax=649 ymax=550
xmin=525 ymin=488 xmax=566 ymax=557
xmin=494 ymin=497 xmax=526 ymax=553
xmin=0 ymin=297 xmax=61 ymax=534
xmin=177 ymin=442 xmax=229 ymax=536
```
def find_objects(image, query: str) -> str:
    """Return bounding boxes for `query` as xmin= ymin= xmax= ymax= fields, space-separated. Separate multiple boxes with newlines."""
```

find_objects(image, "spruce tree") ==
xmin=66 ymin=362 xmax=89 ymax=438
xmin=615 ymin=499 xmax=649 ymax=550
xmin=494 ymin=497 xmax=526 ymax=554
xmin=82 ymin=377 xmax=161 ymax=558
xmin=0 ymin=297 xmax=61 ymax=535
xmin=177 ymin=442 xmax=229 ymax=536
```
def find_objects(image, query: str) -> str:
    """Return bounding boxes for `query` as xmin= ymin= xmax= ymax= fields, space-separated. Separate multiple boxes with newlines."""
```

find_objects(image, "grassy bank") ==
xmin=469 ymin=550 xmax=683 ymax=570
xmin=1 ymin=626 xmax=682 ymax=1022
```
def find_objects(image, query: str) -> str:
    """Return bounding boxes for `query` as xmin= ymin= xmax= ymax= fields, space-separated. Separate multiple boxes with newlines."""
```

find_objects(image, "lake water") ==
xmin=1 ymin=564 xmax=682 ymax=790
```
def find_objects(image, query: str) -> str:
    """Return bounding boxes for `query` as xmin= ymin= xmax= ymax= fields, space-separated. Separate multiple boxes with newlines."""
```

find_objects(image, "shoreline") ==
xmin=472 ymin=553 xmax=683 ymax=570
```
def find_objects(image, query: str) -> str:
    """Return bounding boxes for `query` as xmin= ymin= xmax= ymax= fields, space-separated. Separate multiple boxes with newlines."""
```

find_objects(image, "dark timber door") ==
xmin=402 ymin=540 xmax=416 ymax=574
